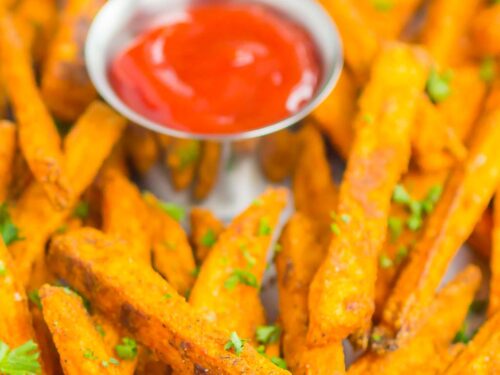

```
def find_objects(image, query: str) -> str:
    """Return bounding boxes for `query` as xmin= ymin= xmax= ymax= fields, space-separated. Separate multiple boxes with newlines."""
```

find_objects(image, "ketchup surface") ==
xmin=109 ymin=3 xmax=321 ymax=134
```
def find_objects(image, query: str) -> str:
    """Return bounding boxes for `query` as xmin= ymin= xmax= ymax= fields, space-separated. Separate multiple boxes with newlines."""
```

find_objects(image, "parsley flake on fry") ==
xmin=479 ymin=57 xmax=496 ymax=83
xmin=158 ymin=201 xmax=186 ymax=222
xmin=330 ymin=222 xmax=341 ymax=236
xmin=388 ymin=217 xmax=403 ymax=242
xmin=0 ymin=340 xmax=41 ymax=375
xmin=224 ymin=269 xmax=258 ymax=290
xmin=0 ymin=260 xmax=5 ymax=276
xmin=258 ymin=217 xmax=272 ymax=236
xmin=426 ymin=69 xmax=453 ymax=103
xmin=72 ymin=201 xmax=89 ymax=220
xmin=392 ymin=184 xmax=411 ymax=205
xmin=28 ymin=290 xmax=42 ymax=309
xmin=379 ymin=254 xmax=393 ymax=269
xmin=200 ymin=229 xmax=217 ymax=247
xmin=271 ymin=357 xmax=287 ymax=369
xmin=224 ymin=332 xmax=245 ymax=356
xmin=115 ymin=337 xmax=138 ymax=360
xmin=255 ymin=325 xmax=281 ymax=345
xmin=0 ymin=204 xmax=22 ymax=246
xmin=371 ymin=0 xmax=394 ymax=11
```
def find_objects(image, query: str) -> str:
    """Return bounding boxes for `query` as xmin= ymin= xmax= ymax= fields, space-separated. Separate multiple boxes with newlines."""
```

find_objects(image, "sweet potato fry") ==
xmin=258 ymin=130 xmax=299 ymax=183
xmin=0 ymin=238 xmax=39 ymax=348
xmin=41 ymin=0 xmax=104 ymax=122
xmin=30 ymin=306 xmax=63 ymax=375
xmin=0 ymin=120 xmax=16 ymax=201
xmin=102 ymin=170 xmax=151 ymax=263
xmin=312 ymin=68 xmax=357 ymax=159
xmin=189 ymin=188 xmax=287 ymax=340
xmin=468 ymin=208 xmax=493 ymax=258
xmin=293 ymin=124 xmax=337 ymax=228
xmin=124 ymin=125 xmax=159 ymax=175
xmin=40 ymin=285 xmax=126 ymax=375
xmin=9 ymin=101 xmax=126 ymax=285
xmin=47 ymin=228 xmax=290 ymax=374
xmin=193 ymin=141 xmax=221 ymax=200
xmin=420 ymin=0 xmax=482 ymax=65
xmin=380 ymin=99 xmax=500 ymax=340
xmin=0 ymin=12 xmax=71 ymax=208
xmin=317 ymin=0 xmax=379 ymax=81
xmin=442 ymin=311 xmax=500 ymax=374
xmin=488 ymin=193 xmax=500 ymax=316
xmin=470 ymin=4 xmax=500 ymax=58
xmin=276 ymin=213 xmax=344 ymax=375
xmin=143 ymin=192 xmax=196 ymax=296
xmin=162 ymin=138 xmax=201 ymax=191
xmin=350 ymin=266 xmax=481 ymax=374
xmin=307 ymin=44 xmax=428 ymax=347
xmin=189 ymin=207 xmax=225 ymax=264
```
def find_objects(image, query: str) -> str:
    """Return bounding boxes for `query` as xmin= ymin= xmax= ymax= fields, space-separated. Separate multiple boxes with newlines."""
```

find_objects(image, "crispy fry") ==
xmin=47 ymin=228 xmax=290 ymax=374
xmin=276 ymin=213 xmax=344 ymax=374
xmin=162 ymin=138 xmax=201 ymax=191
xmin=350 ymin=266 xmax=481 ymax=374
xmin=143 ymin=192 xmax=196 ymax=296
xmin=8 ymin=150 xmax=33 ymax=201
xmin=488 ymin=193 xmax=500 ymax=316
xmin=41 ymin=0 xmax=104 ymax=122
xmin=312 ymin=68 xmax=357 ymax=159
xmin=307 ymin=44 xmax=428 ymax=347
xmin=30 ymin=307 xmax=63 ymax=375
xmin=189 ymin=188 xmax=287 ymax=340
xmin=380 ymin=100 xmax=500 ymax=340
xmin=470 ymin=4 xmax=500 ymax=58
xmin=193 ymin=141 xmax=221 ymax=200
xmin=135 ymin=351 xmax=170 ymax=375
xmin=442 ymin=311 xmax=500 ymax=374
xmin=40 ymin=285 xmax=126 ymax=375
xmin=316 ymin=0 xmax=379 ymax=81
xmin=468 ymin=208 xmax=493 ymax=258
xmin=0 ymin=120 xmax=16 ymax=201
xmin=9 ymin=101 xmax=126 ymax=285
xmin=0 ymin=238 xmax=38 ymax=348
xmin=124 ymin=126 xmax=159 ymax=175
xmin=420 ymin=0 xmax=482 ymax=65
xmin=258 ymin=130 xmax=299 ymax=183
xmin=0 ymin=12 xmax=71 ymax=208
xmin=189 ymin=207 xmax=225 ymax=264
xmin=293 ymin=124 xmax=337 ymax=228
xmin=102 ymin=170 xmax=151 ymax=263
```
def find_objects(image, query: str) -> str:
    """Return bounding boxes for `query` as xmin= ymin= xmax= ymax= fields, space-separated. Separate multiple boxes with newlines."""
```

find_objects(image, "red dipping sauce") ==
xmin=109 ymin=2 xmax=321 ymax=135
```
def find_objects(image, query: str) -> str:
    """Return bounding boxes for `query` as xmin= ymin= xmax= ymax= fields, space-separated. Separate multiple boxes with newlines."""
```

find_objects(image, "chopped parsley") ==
xmin=258 ymin=217 xmax=272 ymax=236
xmin=164 ymin=293 xmax=172 ymax=300
xmin=0 ymin=204 xmax=22 ymax=246
xmin=340 ymin=214 xmax=351 ymax=224
xmin=158 ymin=202 xmax=186 ymax=222
xmin=200 ymin=229 xmax=217 ymax=247
xmin=83 ymin=349 xmax=98 ymax=360
xmin=109 ymin=357 xmax=120 ymax=365
xmin=395 ymin=246 xmax=409 ymax=263
xmin=372 ymin=0 xmax=394 ymax=11
xmin=72 ymin=201 xmax=89 ymax=220
xmin=379 ymin=254 xmax=393 ymax=269
xmin=115 ymin=338 xmax=138 ymax=360
xmin=224 ymin=332 xmax=245 ymax=356
xmin=407 ymin=215 xmax=423 ymax=231
xmin=224 ymin=269 xmax=258 ymax=290
xmin=242 ymin=249 xmax=256 ymax=267
xmin=371 ymin=332 xmax=382 ymax=342
xmin=0 ymin=340 xmax=41 ymax=375
xmin=271 ymin=357 xmax=287 ymax=369
xmin=388 ymin=217 xmax=403 ymax=242
xmin=255 ymin=325 xmax=281 ymax=345
xmin=95 ymin=324 xmax=105 ymax=337
xmin=191 ymin=266 xmax=201 ymax=277
xmin=363 ymin=113 xmax=374 ymax=124
xmin=28 ymin=290 xmax=42 ymax=309
xmin=453 ymin=323 xmax=471 ymax=344
xmin=0 ymin=260 xmax=5 ymax=277
xmin=479 ymin=57 xmax=496 ymax=83
xmin=330 ymin=223 xmax=341 ymax=236
xmin=392 ymin=185 xmax=411 ymax=205
xmin=426 ymin=69 xmax=453 ymax=103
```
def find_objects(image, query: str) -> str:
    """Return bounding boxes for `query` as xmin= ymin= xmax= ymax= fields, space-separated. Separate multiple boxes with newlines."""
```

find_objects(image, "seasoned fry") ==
xmin=276 ymin=213 xmax=344 ymax=374
xmin=307 ymin=44 xmax=428 ymax=347
xmin=189 ymin=188 xmax=287 ymax=340
xmin=468 ymin=208 xmax=493 ymax=258
xmin=47 ymin=228 xmax=290 ymax=374
xmin=350 ymin=266 xmax=481 ymax=374
xmin=442 ymin=311 xmax=500 ymax=374
xmin=193 ymin=141 xmax=221 ymax=200
xmin=124 ymin=126 xmax=159 ymax=175
xmin=420 ymin=0 xmax=482 ymax=65
xmin=258 ymin=130 xmax=299 ymax=183
xmin=40 ymin=285 xmax=126 ymax=375
xmin=190 ymin=207 xmax=225 ymax=264
xmin=0 ymin=120 xmax=16 ymax=201
xmin=9 ymin=101 xmax=126 ymax=285
xmin=102 ymin=170 xmax=151 ymax=263
xmin=380 ymin=100 xmax=500 ymax=340
xmin=312 ymin=68 xmax=357 ymax=159
xmin=41 ymin=0 xmax=104 ymax=122
xmin=31 ymin=307 xmax=63 ymax=375
xmin=488 ymin=193 xmax=500 ymax=316
xmin=317 ymin=0 xmax=379 ymax=81
xmin=143 ymin=192 xmax=196 ymax=296
xmin=293 ymin=124 xmax=337 ymax=228
xmin=0 ymin=12 xmax=71 ymax=208
xmin=470 ymin=4 xmax=500 ymax=58
xmin=162 ymin=138 xmax=201 ymax=191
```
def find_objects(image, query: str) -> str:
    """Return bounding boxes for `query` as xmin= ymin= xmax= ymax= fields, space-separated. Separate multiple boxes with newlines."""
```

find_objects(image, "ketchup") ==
xmin=109 ymin=3 xmax=321 ymax=134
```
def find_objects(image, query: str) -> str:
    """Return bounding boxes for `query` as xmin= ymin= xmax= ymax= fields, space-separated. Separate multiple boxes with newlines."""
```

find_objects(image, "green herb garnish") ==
xmin=258 ymin=217 xmax=272 ymax=236
xmin=201 ymin=229 xmax=217 ymax=247
xmin=0 ymin=340 xmax=41 ymax=375
xmin=0 ymin=204 xmax=22 ymax=246
xmin=271 ymin=356 xmax=287 ymax=369
xmin=479 ymin=57 xmax=496 ymax=83
xmin=224 ymin=269 xmax=258 ymax=290
xmin=255 ymin=325 xmax=281 ymax=345
xmin=224 ymin=332 xmax=245 ymax=356
xmin=72 ymin=201 xmax=89 ymax=220
xmin=115 ymin=338 xmax=138 ymax=360
xmin=379 ymin=254 xmax=393 ymax=269
xmin=426 ymin=69 xmax=453 ymax=103
xmin=158 ymin=202 xmax=186 ymax=222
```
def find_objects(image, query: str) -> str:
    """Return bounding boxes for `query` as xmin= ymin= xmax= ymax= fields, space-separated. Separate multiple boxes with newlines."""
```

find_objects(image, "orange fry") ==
xmin=190 ymin=207 xmax=225 ymax=264
xmin=470 ymin=4 xmax=500 ymax=58
xmin=162 ymin=138 xmax=201 ymax=191
xmin=189 ymin=188 xmax=287 ymax=340
xmin=47 ymin=228 xmax=290 ymax=374
xmin=380 ymin=98 xmax=500 ymax=340
xmin=307 ymin=44 xmax=428 ymax=346
xmin=193 ymin=141 xmax=222 ymax=201
xmin=123 ymin=126 xmax=159 ymax=175
xmin=489 ymin=193 xmax=500 ymax=316
xmin=0 ymin=120 xmax=16 ymax=201
xmin=258 ymin=130 xmax=299 ymax=183
xmin=0 ymin=12 xmax=71 ymax=208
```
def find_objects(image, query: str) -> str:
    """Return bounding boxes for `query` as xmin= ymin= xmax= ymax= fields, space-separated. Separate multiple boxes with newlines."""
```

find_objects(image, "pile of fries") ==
xmin=0 ymin=0 xmax=500 ymax=374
